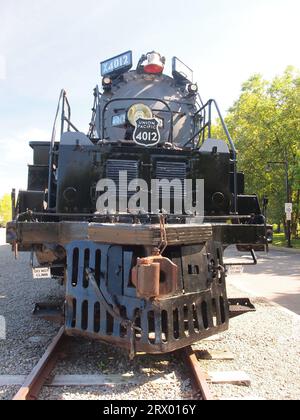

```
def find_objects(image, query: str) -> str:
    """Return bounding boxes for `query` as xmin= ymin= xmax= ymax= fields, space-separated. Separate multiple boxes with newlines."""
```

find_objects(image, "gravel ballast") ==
xmin=0 ymin=228 xmax=299 ymax=400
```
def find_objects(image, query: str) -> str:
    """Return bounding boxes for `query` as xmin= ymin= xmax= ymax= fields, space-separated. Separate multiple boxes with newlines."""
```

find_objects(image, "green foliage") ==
xmin=293 ymin=150 xmax=300 ymax=190
xmin=220 ymin=67 xmax=300 ymax=232
xmin=0 ymin=194 xmax=12 ymax=227
xmin=273 ymin=232 xmax=300 ymax=249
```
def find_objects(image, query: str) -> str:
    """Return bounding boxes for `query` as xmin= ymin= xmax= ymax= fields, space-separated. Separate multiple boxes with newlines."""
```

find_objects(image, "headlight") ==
xmin=102 ymin=76 xmax=112 ymax=91
xmin=144 ymin=51 xmax=165 ymax=74
xmin=127 ymin=103 xmax=152 ymax=126
xmin=188 ymin=83 xmax=198 ymax=94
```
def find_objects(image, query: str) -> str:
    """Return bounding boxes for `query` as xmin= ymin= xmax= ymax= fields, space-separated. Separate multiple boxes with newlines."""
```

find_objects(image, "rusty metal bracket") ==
xmin=131 ymin=256 xmax=178 ymax=299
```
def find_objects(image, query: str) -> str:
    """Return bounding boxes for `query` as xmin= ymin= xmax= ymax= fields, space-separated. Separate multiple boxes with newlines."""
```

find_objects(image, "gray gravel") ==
xmin=0 ymin=229 xmax=62 ymax=400
xmin=1 ymin=228 xmax=300 ymax=400
xmin=194 ymin=291 xmax=300 ymax=400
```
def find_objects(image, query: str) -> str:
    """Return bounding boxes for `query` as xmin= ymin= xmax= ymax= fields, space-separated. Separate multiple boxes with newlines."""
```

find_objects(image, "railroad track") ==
xmin=13 ymin=327 xmax=67 ymax=401
xmin=12 ymin=327 xmax=212 ymax=401
xmin=182 ymin=346 xmax=212 ymax=400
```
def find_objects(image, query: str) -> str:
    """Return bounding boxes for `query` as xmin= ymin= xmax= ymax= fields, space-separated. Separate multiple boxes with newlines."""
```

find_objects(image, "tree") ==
xmin=0 ymin=194 xmax=12 ymax=227
xmin=220 ymin=67 xmax=300 ymax=238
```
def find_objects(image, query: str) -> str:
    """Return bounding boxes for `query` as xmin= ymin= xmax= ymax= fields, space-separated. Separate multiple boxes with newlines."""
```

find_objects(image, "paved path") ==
xmin=226 ymin=246 xmax=300 ymax=315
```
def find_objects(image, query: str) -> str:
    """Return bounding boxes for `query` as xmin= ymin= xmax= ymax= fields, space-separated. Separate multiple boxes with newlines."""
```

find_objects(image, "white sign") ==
xmin=285 ymin=203 xmax=293 ymax=220
xmin=285 ymin=203 xmax=293 ymax=213
xmin=227 ymin=265 xmax=244 ymax=275
xmin=32 ymin=267 xmax=51 ymax=279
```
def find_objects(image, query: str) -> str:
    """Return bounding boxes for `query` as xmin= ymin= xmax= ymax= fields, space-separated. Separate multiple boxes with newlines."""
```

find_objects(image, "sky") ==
xmin=0 ymin=0 xmax=299 ymax=196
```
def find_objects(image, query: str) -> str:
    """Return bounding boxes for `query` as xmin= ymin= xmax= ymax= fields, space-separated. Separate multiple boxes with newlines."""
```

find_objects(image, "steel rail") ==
xmin=11 ymin=330 xmax=212 ymax=400
xmin=13 ymin=327 xmax=66 ymax=401
xmin=182 ymin=346 xmax=213 ymax=400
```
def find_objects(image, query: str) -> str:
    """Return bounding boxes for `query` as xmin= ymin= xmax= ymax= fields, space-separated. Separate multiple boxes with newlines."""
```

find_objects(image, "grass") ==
xmin=272 ymin=232 xmax=300 ymax=249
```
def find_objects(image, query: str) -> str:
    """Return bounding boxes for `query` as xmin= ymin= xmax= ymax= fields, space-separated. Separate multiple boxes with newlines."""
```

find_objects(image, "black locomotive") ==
xmin=6 ymin=51 xmax=266 ymax=357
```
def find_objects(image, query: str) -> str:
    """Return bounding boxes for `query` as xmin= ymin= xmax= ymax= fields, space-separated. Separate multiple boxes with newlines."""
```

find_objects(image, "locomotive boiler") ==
xmin=6 ymin=51 xmax=266 ymax=357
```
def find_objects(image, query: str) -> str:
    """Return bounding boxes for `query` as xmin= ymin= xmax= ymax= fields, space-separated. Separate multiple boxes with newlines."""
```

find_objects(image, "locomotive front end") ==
xmin=6 ymin=50 xmax=267 ymax=356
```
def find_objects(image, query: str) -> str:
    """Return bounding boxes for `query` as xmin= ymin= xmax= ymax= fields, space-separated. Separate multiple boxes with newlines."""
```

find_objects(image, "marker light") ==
xmin=127 ymin=103 xmax=153 ymax=126
xmin=187 ymin=83 xmax=198 ymax=94
xmin=102 ymin=77 xmax=112 ymax=89
xmin=144 ymin=52 xmax=165 ymax=74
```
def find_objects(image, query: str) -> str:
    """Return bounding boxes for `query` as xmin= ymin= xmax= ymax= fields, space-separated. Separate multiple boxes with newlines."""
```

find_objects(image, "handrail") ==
xmin=88 ymin=86 xmax=101 ymax=138
xmin=47 ymin=90 xmax=79 ymax=209
xmin=64 ymin=95 xmax=72 ymax=132
xmin=47 ymin=89 xmax=65 ymax=208
xmin=183 ymin=100 xmax=210 ymax=147
xmin=211 ymin=99 xmax=238 ymax=213
xmin=210 ymin=99 xmax=236 ymax=153
xmin=183 ymin=99 xmax=238 ymax=213
xmin=184 ymin=99 xmax=236 ymax=153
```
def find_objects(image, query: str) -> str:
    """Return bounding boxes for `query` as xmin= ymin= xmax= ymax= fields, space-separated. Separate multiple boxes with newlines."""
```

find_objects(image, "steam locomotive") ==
xmin=6 ymin=51 xmax=266 ymax=357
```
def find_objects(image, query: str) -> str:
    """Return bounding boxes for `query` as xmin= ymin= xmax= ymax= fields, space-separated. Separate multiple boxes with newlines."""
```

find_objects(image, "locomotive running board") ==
xmin=7 ymin=221 xmax=266 ymax=248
